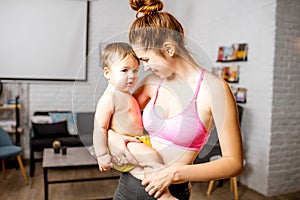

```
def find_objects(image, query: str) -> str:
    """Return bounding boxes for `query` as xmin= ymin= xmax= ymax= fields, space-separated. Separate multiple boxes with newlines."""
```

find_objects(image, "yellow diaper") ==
xmin=113 ymin=134 xmax=151 ymax=172
xmin=136 ymin=134 xmax=152 ymax=147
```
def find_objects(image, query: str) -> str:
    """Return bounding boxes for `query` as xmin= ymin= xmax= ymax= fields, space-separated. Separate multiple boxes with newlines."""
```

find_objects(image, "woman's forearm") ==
xmin=174 ymin=156 xmax=243 ymax=183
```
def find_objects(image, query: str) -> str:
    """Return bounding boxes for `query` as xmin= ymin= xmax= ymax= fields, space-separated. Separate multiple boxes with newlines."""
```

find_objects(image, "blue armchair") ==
xmin=0 ymin=127 xmax=28 ymax=184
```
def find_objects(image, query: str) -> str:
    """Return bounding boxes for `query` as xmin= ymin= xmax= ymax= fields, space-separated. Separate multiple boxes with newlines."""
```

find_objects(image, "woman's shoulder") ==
xmin=202 ymin=69 xmax=234 ymax=101
xmin=203 ymin=70 xmax=229 ymax=89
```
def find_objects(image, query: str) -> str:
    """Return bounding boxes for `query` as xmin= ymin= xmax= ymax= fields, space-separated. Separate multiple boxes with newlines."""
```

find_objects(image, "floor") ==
xmin=0 ymin=161 xmax=299 ymax=200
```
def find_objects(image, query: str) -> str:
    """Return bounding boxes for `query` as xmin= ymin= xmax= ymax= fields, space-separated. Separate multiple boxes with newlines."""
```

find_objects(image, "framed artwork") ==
xmin=212 ymin=65 xmax=239 ymax=83
xmin=235 ymin=43 xmax=248 ymax=61
xmin=235 ymin=87 xmax=247 ymax=103
xmin=217 ymin=43 xmax=248 ymax=62
xmin=222 ymin=65 xmax=239 ymax=83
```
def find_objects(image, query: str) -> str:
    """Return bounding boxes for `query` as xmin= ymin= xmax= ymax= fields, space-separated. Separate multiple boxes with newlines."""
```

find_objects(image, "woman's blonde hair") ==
xmin=129 ymin=0 xmax=186 ymax=51
xmin=101 ymin=42 xmax=139 ymax=69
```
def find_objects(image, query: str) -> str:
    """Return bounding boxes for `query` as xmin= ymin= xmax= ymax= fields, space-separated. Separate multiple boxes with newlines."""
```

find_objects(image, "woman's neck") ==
xmin=171 ymin=55 xmax=202 ymax=81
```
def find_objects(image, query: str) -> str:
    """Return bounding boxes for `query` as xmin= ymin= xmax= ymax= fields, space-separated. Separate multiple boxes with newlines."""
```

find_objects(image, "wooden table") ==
xmin=42 ymin=147 xmax=119 ymax=200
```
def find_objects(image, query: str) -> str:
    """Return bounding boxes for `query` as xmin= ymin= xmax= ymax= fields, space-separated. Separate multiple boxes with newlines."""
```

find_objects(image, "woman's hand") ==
xmin=140 ymin=163 xmax=178 ymax=199
xmin=107 ymin=130 xmax=141 ymax=166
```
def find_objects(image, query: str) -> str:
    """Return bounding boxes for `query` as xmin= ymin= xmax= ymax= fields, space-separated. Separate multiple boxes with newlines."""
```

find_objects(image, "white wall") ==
xmin=3 ymin=0 xmax=299 ymax=196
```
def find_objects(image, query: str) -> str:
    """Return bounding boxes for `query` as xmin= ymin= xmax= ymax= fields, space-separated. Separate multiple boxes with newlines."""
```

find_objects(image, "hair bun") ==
xmin=130 ymin=0 xmax=164 ymax=16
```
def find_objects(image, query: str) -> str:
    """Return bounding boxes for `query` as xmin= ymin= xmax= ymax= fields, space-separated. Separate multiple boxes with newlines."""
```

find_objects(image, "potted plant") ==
xmin=52 ymin=140 xmax=61 ymax=154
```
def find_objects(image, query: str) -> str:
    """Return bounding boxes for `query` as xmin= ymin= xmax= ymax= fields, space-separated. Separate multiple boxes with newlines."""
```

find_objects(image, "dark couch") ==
xmin=30 ymin=111 xmax=95 ymax=177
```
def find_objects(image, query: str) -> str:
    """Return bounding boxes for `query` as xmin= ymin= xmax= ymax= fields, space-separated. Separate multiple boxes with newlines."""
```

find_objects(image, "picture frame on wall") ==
xmin=235 ymin=43 xmax=248 ymax=61
xmin=212 ymin=65 xmax=239 ymax=83
xmin=235 ymin=87 xmax=247 ymax=103
xmin=222 ymin=65 xmax=240 ymax=83
xmin=217 ymin=43 xmax=248 ymax=62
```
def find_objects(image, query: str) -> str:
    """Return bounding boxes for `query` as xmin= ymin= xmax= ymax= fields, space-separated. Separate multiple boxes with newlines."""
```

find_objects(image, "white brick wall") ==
xmin=269 ymin=0 xmax=300 ymax=195
xmin=2 ymin=0 xmax=299 ymax=196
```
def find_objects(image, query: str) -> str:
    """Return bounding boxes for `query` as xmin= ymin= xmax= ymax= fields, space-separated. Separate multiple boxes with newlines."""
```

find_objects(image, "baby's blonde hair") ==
xmin=101 ymin=42 xmax=140 ymax=69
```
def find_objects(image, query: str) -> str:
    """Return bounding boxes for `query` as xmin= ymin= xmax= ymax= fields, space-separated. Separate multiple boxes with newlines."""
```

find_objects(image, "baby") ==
xmin=93 ymin=42 xmax=176 ymax=200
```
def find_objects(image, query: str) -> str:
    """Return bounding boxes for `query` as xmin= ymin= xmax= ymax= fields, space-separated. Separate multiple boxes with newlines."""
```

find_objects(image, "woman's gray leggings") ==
xmin=113 ymin=172 xmax=191 ymax=200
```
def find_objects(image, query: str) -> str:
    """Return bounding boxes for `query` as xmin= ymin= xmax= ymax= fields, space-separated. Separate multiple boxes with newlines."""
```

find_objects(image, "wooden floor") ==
xmin=0 ymin=161 xmax=299 ymax=200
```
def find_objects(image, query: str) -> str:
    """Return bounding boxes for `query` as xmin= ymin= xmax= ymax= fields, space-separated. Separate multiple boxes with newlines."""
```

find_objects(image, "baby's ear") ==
xmin=103 ymin=67 xmax=111 ymax=79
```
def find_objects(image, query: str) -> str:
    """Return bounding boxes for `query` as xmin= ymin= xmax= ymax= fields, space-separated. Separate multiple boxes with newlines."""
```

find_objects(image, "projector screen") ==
xmin=0 ymin=0 xmax=88 ymax=81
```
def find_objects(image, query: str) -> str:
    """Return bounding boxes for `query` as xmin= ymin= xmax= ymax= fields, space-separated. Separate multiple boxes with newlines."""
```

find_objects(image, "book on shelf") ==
xmin=0 ymin=104 xmax=22 ymax=109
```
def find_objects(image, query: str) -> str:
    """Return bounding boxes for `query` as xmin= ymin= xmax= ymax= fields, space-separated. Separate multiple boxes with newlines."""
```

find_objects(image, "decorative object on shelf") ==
xmin=217 ymin=43 xmax=248 ymax=62
xmin=212 ymin=65 xmax=240 ymax=83
xmin=222 ymin=65 xmax=239 ymax=83
xmin=232 ymin=87 xmax=247 ymax=104
xmin=52 ymin=140 xmax=61 ymax=154
xmin=62 ymin=146 xmax=67 ymax=155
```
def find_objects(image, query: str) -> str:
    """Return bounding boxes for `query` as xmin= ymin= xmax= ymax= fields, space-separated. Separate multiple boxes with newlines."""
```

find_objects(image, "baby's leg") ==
xmin=127 ymin=142 xmax=162 ymax=166
xmin=126 ymin=142 xmax=162 ymax=178
xmin=127 ymin=142 xmax=177 ymax=200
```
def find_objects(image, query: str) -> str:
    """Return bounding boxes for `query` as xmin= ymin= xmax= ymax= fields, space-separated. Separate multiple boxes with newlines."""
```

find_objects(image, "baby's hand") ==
xmin=97 ymin=154 xmax=113 ymax=172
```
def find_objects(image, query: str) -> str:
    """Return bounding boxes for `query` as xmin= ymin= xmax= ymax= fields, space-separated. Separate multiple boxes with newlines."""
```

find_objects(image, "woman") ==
xmin=108 ymin=0 xmax=243 ymax=199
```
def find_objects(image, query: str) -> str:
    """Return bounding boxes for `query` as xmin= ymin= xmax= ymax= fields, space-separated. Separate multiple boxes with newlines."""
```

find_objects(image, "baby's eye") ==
xmin=133 ymin=69 xmax=139 ymax=73
xmin=121 ymin=69 xmax=128 ymax=72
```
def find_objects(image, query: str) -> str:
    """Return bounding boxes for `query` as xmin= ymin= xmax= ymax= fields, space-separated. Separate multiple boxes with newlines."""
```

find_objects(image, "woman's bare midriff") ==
xmin=130 ymin=140 xmax=199 ymax=180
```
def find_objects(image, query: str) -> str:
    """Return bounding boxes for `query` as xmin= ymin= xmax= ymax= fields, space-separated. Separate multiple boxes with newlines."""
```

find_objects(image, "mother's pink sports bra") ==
xmin=143 ymin=70 xmax=210 ymax=151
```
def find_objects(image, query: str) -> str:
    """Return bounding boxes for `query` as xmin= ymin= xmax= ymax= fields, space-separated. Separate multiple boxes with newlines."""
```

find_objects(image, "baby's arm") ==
xmin=93 ymin=93 xmax=115 ymax=172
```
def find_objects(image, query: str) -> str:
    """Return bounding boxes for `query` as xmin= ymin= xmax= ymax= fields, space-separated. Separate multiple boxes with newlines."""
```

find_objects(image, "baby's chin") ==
xmin=119 ymin=85 xmax=136 ymax=92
